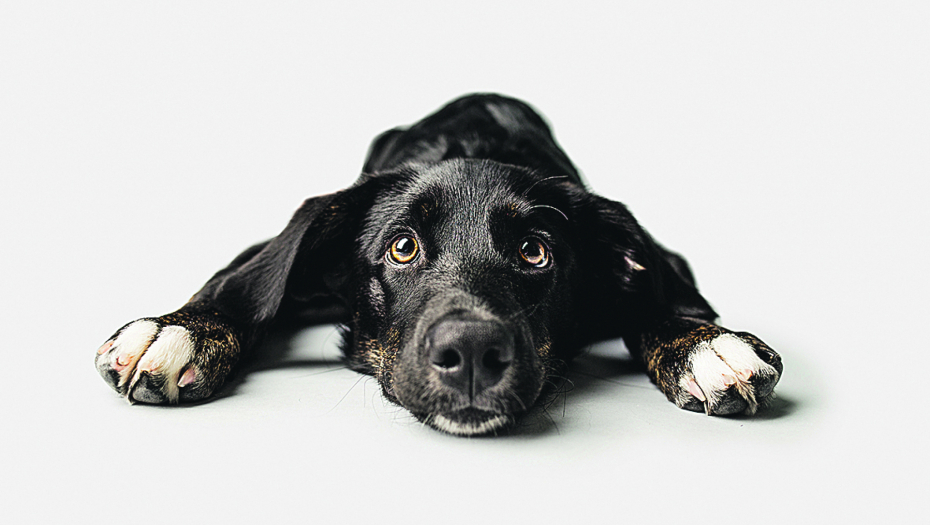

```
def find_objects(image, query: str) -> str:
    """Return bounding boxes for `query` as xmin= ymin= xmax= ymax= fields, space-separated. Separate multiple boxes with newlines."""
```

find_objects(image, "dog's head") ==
xmin=352 ymin=159 xmax=585 ymax=435
xmin=293 ymin=158 xmax=695 ymax=435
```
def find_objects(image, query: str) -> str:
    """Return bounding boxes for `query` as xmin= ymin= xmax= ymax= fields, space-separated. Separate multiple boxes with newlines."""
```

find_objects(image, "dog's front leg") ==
xmin=95 ymin=184 xmax=372 ymax=404
xmin=629 ymin=317 xmax=783 ymax=416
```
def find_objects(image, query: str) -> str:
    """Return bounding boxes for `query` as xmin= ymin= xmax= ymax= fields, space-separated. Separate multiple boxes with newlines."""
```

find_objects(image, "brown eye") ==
xmin=518 ymin=238 xmax=550 ymax=268
xmin=389 ymin=235 xmax=419 ymax=264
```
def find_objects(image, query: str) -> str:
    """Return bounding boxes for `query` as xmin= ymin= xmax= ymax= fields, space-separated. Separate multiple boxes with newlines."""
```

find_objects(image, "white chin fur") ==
xmin=429 ymin=414 xmax=510 ymax=436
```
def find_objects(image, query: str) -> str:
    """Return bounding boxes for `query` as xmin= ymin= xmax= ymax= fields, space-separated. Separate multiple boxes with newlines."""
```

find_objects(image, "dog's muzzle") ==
xmin=390 ymin=291 xmax=543 ymax=436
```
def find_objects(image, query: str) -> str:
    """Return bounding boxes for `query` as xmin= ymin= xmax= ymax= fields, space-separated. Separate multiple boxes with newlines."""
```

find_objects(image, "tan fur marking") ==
xmin=363 ymin=328 xmax=401 ymax=391
xmin=364 ymin=338 xmax=385 ymax=371
xmin=536 ymin=339 xmax=551 ymax=358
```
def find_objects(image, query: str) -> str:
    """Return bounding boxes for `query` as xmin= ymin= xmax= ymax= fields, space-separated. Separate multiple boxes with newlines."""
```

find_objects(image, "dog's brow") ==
xmin=529 ymin=204 xmax=569 ymax=222
xmin=507 ymin=200 xmax=569 ymax=223
xmin=519 ymin=175 xmax=570 ymax=198
xmin=409 ymin=196 xmax=442 ymax=229
xmin=506 ymin=202 xmax=520 ymax=218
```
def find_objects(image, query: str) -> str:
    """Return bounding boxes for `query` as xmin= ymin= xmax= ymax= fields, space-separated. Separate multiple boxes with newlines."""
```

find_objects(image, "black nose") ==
xmin=425 ymin=318 xmax=515 ymax=400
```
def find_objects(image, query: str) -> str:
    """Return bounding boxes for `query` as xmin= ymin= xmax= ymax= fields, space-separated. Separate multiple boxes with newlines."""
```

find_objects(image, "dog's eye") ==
xmin=518 ymin=238 xmax=550 ymax=268
xmin=389 ymin=235 xmax=419 ymax=264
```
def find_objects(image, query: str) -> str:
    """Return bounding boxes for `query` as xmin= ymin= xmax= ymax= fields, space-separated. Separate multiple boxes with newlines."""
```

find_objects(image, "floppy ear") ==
xmin=188 ymin=177 xmax=382 ymax=344
xmin=569 ymin=192 xmax=717 ymax=341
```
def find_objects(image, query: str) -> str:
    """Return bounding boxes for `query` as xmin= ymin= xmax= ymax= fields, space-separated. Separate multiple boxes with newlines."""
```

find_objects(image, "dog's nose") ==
xmin=426 ymin=318 xmax=515 ymax=399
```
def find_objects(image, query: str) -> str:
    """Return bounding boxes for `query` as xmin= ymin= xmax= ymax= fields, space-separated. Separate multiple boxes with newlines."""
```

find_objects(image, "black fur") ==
xmin=96 ymin=94 xmax=782 ymax=435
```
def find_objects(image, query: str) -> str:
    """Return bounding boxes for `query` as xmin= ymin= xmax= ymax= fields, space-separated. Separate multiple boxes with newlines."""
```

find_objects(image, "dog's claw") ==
xmin=115 ymin=352 xmax=132 ymax=368
xmin=687 ymin=379 xmax=706 ymax=402
xmin=97 ymin=340 xmax=114 ymax=355
xmin=178 ymin=366 xmax=197 ymax=388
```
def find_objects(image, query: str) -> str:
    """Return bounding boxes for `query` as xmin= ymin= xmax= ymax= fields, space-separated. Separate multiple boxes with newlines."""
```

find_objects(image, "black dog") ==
xmin=95 ymin=94 xmax=783 ymax=435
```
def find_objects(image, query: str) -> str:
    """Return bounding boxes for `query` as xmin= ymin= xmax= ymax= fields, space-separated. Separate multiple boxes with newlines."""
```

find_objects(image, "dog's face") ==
xmin=349 ymin=159 xmax=581 ymax=435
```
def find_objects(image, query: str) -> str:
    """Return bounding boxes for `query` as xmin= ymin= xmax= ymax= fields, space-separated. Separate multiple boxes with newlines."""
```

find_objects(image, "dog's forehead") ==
xmin=376 ymin=160 xmax=533 ymax=225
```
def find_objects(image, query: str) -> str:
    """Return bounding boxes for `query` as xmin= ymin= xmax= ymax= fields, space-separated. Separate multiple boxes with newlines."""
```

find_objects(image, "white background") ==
xmin=2 ymin=1 xmax=927 ymax=523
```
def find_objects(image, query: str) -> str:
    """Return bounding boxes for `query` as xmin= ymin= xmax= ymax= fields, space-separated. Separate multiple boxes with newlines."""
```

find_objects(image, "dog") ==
xmin=95 ymin=94 xmax=783 ymax=435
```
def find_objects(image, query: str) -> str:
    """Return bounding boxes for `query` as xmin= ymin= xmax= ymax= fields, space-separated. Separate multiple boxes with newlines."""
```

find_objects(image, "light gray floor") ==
xmin=2 ymin=2 xmax=927 ymax=523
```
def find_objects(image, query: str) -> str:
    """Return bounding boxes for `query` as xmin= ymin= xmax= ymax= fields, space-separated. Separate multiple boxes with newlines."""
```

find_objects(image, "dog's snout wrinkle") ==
xmin=426 ymin=318 xmax=515 ymax=401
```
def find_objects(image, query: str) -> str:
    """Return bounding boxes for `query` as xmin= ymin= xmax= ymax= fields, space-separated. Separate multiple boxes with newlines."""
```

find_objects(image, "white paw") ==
xmin=96 ymin=320 xmax=198 ymax=404
xmin=678 ymin=333 xmax=780 ymax=415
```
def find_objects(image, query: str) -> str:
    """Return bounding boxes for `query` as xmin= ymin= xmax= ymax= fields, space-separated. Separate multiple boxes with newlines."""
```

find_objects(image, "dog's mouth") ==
xmin=379 ymin=291 xmax=550 ymax=436
xmin=421 ymin=407 xmax=514 ymax=436
xmin=387 ymin=311 xmax=544 ymax=436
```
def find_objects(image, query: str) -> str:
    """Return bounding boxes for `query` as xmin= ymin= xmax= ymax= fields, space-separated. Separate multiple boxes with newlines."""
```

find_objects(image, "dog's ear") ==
xmin=568 ymin=192 xmax=717 ymax=338
xmin=362 ymin=128 xmax=405 ymax=173
xmin=285 ymin=177 xmax=386 ymax=303
xmin=190 ymin=177 xmax=383 ymax=338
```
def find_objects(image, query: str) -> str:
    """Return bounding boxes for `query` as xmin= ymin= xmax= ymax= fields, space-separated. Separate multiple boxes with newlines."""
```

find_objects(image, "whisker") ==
xmin=504 ymin=301 xmax=542 ymax=323
xmin=298 ymin=364 xmax=349 ymax=377
xmin=504 ymin=386 xmax=527 ymax=412
xmin=521 ymin=175 xmax=570 ymax=198
xmin=328 ymin=373 xmax=367 ymax=413
xmin=540 ymin=404 xmax=561 ymax=435
xmin=529 ymin=204 xmax=569 ymax=222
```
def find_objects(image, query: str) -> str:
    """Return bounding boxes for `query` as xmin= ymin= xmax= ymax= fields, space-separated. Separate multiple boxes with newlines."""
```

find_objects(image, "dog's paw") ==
xmin=671 ymin=332 xmax=782 ymax=416
xmin=95 ymin=311 xmax=240 ymax=404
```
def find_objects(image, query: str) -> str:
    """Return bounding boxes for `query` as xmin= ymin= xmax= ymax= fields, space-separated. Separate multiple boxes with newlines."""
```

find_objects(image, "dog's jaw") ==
xmin=385 ymin=314 xmax=545 ymax=436
xmin=424 ymin=410 xmax=513 ymax=436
